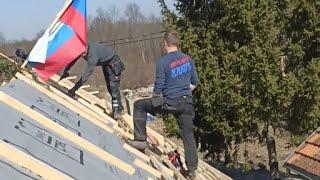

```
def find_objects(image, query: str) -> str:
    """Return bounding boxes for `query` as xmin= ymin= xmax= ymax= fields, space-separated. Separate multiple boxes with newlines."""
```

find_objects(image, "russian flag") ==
xmin=27 ymin=0 xmax=87 ymax=81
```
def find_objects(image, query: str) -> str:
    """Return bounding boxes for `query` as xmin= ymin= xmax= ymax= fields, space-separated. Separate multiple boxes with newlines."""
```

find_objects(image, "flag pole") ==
xmin=21 ymin=0 xmax=73 ymax=69
xmin=48 ymin=0 xmax=73 ymax=33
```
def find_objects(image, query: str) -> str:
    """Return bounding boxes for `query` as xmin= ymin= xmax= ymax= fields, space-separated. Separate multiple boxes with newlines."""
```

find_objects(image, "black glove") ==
xmin=67 ymin=88 xmax=76 ymax=98
xmin=67 ymin=80 xmax=83 ymax=98
xmin=60 ymin=71 xmax=69 ymax=81
xmin=15 ymin=48 xmax=29 ymax=59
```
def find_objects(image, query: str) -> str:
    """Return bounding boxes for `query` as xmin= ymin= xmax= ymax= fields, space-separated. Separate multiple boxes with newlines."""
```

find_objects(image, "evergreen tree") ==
xmin=158 ymin=0 xmax=320 ymax=178
xmin=284 ymin=0 xmax=320 ymax=134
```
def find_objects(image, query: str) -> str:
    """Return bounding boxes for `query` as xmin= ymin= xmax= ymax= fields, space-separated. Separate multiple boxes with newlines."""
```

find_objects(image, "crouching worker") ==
xmin=60 ymin=42 xmax=125 ymax=119
xmin=127 ymin=32 xmax=199 ymax=179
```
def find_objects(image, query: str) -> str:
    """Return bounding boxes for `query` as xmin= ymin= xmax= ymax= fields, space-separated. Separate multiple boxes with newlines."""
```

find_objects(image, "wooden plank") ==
xmin=0 ymin=91 xmax=135 ymax=175
xmin=163 ymin=158 xmax=186 ymax=180
xmin=78 ymin=98 xmax=104 ymax=114
xmin=149 ymin=156 xmax=175 ymax=180
xmin=0 ymin=52 xmax=16 ymax=64
xmin=65 ymin=76 xmax=77 ymax=80
xmin=149 ymin=154 xmax=174 ymax=177
xmin=123 ymin=143 xmax=150 ymax=162
xmin=133 ymin=159 xmax=161 ymax=179
xmin=113 ymin=123 xmax=134 ymax=140
xmin=203 ymin=171 xmax=218 ymax=180
xmin=0 ymin=140 xmax=73 ymax=180
xmin=15 ymin=73 xmax=114 ymax=134
xmin=199 ymin=159 xmax=231 ymax=180
xmin=51 ymin=75 xmax=112 ymax=112
xmin=197 ymin=173 xmax=207 ymax=180
xmin=77 ymin=97 xmax=115 ymax=124
xmin=89 ymin=91 xmax=99 ymax=95
xmin=176 ymin=145 xmax=231 ymax=179
xmin=79 ymin=85 xmax=90 ymax=89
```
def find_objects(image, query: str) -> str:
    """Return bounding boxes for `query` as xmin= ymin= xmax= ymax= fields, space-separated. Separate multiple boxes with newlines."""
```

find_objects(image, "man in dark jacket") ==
xmin=61 ymin=43 xmax=125 ymax=119
xmin=127 ymin=32 xmax=199 ymax=179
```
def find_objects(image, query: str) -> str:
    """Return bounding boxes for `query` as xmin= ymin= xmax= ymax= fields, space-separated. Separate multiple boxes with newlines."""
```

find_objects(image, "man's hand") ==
xmin=67 ymin=88 xmax=76 ymax=98
xmin=60 ymin=71 xmax=69 ymax=81
xmin=190 ymin=84 xmax=197 ymax=92
xmin=153 ymin=92 xmax=162 ymax=98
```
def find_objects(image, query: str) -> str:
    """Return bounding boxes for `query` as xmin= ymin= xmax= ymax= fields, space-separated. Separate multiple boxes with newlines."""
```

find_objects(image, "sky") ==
xmin=0 ymin=0 xmax=175 ymax=41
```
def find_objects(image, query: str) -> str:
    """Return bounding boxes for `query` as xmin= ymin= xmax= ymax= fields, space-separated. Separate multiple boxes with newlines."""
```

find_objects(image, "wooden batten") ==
xmin=0 ymin=140 xmax=73 ymax=180
xmin=65 ymin=76 xmax=77 ymax=80
xmin=0 ymin=52 xmax=16 ymax=64
xmin=133 ymin=159 xmax=162 ymax=179
xmin=80 ymin=85 xmax=90 ymax=89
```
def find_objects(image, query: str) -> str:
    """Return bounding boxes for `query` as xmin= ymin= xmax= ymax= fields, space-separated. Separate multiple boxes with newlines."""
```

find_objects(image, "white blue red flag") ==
xmin=27 ymin=0 xmax=87 ymax=81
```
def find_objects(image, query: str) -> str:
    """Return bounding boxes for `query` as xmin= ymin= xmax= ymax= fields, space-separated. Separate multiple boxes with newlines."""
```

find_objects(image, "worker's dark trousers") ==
xmin=102 ymin=64 xmax=123 ymax=113
xmin=133 ymin=96 xmax=198 ymax=171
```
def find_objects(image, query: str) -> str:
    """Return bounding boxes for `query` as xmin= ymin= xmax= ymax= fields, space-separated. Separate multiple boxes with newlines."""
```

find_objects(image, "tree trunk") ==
xmin=266 ymin=124 xmax=280 ymax=180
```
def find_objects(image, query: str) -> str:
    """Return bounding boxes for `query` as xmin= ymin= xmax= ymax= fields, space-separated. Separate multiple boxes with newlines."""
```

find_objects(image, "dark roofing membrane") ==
xmin=0 ymin=80 xmax=156 ymax=180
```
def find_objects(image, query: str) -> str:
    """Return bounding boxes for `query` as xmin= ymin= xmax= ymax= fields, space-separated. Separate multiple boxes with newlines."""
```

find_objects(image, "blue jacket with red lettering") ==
xmin=153 ymin=51 xmax=199 ymax=100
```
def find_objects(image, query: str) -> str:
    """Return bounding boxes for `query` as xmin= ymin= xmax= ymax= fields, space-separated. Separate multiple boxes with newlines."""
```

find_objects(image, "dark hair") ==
xmin=164 ymin=31 xmax=180 ymax=47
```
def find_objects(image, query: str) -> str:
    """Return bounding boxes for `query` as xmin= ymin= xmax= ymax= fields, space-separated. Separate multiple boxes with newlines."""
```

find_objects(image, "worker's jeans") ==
xmin=102 ymin=63 xmax=123 ymax=113
xmin=133 ymin=96 xmax=198 ymax=171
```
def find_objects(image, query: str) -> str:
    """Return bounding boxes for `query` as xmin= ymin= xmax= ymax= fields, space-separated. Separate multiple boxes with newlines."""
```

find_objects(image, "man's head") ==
xmin=163 ymin=31 xmax=179 ymax=53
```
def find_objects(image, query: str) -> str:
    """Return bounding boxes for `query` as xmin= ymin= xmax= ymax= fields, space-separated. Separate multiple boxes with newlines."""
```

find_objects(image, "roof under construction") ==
xmin=0 ymin=54 xmax=231 ymax=180
xmin=284 ymin=128 xmax=320 ymax=180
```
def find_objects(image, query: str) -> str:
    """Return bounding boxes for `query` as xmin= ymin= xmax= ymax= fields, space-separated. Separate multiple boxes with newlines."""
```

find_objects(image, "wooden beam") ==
xmin=0 ymin=140 xmax=73 ymax=180
xmin=51 ymin=75 xmax=112 ymax=112
xmin=146 ymin=149 xmax=175 ymax=178
xmin=123 ymin=143 xmax=150 ymax=162
xmin=163 ymin=158 xmax=186 ymax=180
xmin=149 ymin=156 xmax=175 ymax=180
xmin=176 ymin=146 xmax=231 ymax=180
xmin=79 ymin=85 xmax=90 ymax=89
xmin=77 ymin=97 xmax=115 ymax=124
xmin=89 ymin=91 xmax=99 ymax=95
xmin=65 ymin=76 xmax=77 ymax=80
xmin=113 ymin=123 xmax=134 ymax=140
xmin=20 ymin=60 xmax=28 ymax=69
xmin=0 ymin=91 xmax=135 ymax=175
xmin=133 ymin=159 xmax=161 ymax=179
xmin=78 ymin=98 xmax=104 ymax=113
xmin=0 ymin=52 xmax=16 ymax=64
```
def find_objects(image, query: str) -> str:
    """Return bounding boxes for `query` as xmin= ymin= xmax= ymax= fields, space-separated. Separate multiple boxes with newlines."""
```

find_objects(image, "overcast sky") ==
xmin=0 ymin=0 xmax=175 ymax=41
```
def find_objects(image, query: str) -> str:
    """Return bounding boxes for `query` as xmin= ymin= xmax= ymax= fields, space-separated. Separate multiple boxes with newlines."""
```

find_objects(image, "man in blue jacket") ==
xmin=128 ymin=31 xmax=199 ymax=179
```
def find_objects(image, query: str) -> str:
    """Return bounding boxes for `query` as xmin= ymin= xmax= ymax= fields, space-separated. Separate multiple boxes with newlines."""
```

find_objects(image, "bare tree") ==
xmin=125 ymin=3 xmax=145 ymax=23
xmin=0 ymin=32 xmax=6 ymax=46
xmin=108 ymin=5 xmax=120 ymax=23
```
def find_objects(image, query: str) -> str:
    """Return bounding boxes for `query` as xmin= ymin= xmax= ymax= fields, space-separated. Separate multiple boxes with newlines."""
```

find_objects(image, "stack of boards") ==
xmin=0 ymin=66 xmax=232 ymax=180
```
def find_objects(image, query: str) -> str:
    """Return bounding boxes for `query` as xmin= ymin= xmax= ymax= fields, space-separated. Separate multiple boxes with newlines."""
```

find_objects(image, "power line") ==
xmin=99 ymin=31 xmax=165 ymax=44
xmin=101 ymin=35 xmax=163 ymax=46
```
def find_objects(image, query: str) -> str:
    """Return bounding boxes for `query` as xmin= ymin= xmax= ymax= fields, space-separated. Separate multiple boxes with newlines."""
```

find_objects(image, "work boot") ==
xmin=186 ymin=170 xmax=197 ymax=180
xmin=113 ymin=111 xmax=122 ymax=120
xmin=127 ymin=140 xmax=147 ymax=150
xmin=112 ymin=99 xmax=124 ymax=120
